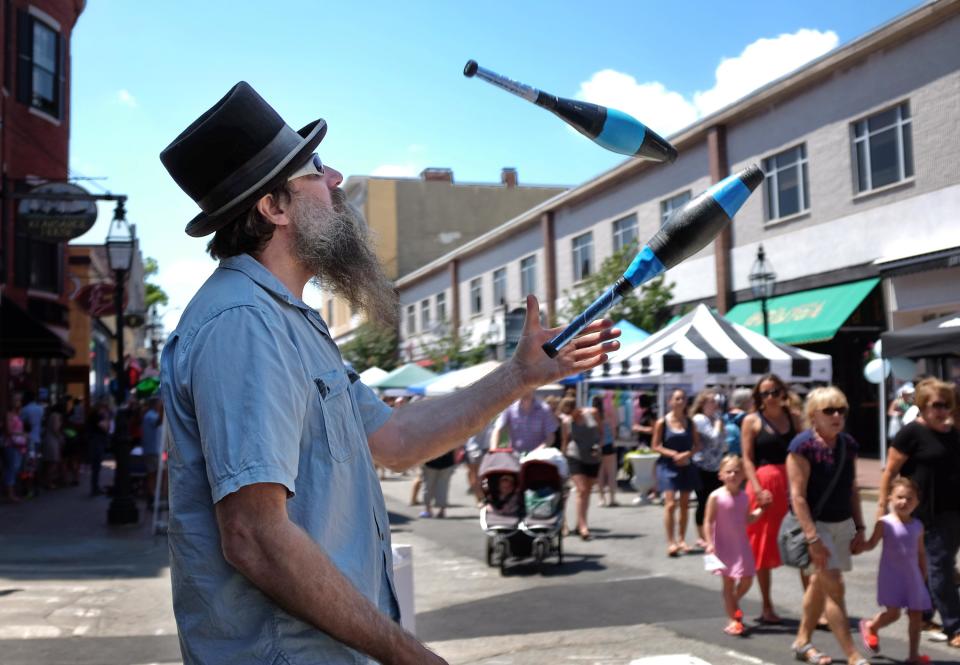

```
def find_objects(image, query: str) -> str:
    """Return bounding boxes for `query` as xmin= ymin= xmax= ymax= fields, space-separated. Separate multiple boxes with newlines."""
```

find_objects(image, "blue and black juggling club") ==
xmin=542 ymin=164 xmax=765 ymax=358
xmin=464 ymin=60 xmax=677 ymax=162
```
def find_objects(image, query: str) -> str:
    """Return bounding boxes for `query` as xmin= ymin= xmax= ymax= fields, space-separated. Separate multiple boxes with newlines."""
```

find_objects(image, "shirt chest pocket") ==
xmin=313 ymin=369 xmax=361 ymax=463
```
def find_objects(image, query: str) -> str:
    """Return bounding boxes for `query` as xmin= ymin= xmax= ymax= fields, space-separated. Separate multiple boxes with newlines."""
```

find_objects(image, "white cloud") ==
xmin=693 ymin=29 xmax=838 ymax=116
xmin=370 ymin=163 xmax=419 ymax=177
xmin=576 ymin=29 xmax=839 ymax=136
xmin=116 ymin=89 xmax=138 ymax=108
xmin=577 ymin=70 xmax=699 ymax=136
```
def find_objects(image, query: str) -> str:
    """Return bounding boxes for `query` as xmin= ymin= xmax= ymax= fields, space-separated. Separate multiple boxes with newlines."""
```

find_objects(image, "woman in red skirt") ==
xmin=741 ymin=374 xmax=802 ymax=624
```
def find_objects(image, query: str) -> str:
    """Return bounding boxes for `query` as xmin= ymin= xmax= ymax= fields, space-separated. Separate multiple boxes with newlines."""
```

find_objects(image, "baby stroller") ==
xmin=479 ymin=450 xmax=521 ymax=575
xmin=518 ymin=450 xmax=566 ymax=568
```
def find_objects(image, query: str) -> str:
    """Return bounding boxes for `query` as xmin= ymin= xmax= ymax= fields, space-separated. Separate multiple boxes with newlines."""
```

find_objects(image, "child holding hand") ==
xmin=704 ymin=454 xmax=766 ymax=636
xmin=859 ymin=477 xmax=931 ymax=665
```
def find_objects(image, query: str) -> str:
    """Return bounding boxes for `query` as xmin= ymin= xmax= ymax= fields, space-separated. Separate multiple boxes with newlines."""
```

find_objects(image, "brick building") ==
xmin=0 ymin=1 xmax=86 ymax=407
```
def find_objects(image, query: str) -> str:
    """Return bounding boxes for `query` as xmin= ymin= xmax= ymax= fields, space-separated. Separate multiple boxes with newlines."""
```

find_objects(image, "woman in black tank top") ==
xmin=741 ymin=374 xmax=802 ymax=625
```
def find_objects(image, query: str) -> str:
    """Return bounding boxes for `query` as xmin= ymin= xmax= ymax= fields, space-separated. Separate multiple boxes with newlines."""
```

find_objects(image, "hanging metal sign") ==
xmin=17 ymin=182 xmax=98 ymax=241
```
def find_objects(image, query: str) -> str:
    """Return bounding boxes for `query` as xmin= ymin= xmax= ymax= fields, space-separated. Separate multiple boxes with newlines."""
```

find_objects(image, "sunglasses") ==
xmin=759 ymin=389 xmax=783 ymax=399
xmin=287 ymin=153 xmax=325 ymax=181
xmin=821 ymin=406 xmax=847 ymax=416
xmin=929 ymin=402 xmax=950 ymax=410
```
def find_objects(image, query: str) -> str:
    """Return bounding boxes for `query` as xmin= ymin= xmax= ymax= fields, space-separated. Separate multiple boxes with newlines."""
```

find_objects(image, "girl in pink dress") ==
xmin=704 ymin=454 xmax=766 ymax=636
xmin=859 ymin=477 xmax=932 ymax=664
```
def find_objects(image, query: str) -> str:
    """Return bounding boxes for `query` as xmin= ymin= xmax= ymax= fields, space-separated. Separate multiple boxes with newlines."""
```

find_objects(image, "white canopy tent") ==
xmin=421 ymin=360 xmax=501 ymax=396
xmin=358 ymin=366 xmax=389 ymax=385
xmin=587 ymin=304 xmax=832 ymax=412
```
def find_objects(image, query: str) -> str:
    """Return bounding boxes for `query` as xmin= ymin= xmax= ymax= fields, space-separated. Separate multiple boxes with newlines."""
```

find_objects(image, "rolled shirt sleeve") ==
xmin=190 ymin=305 xmax=310 ymax=503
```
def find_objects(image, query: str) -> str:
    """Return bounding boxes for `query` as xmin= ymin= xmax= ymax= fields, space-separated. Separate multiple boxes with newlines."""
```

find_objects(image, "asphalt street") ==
xmin=0 ymin=463 xmax=957 ymax=665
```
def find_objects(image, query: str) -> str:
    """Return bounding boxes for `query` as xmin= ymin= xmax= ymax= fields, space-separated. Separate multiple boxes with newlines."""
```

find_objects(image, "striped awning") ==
xmin=588 ymin=304 xmax=831 ymax=384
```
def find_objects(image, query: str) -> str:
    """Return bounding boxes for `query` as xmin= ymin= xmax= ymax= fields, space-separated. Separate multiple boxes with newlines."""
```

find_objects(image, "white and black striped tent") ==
xmin=588 ymin=304 xmax=832 ymax=387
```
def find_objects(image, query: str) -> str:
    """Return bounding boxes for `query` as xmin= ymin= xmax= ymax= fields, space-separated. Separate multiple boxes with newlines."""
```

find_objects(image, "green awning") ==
xmin=725 ymin=278 xmax=879 ymax=344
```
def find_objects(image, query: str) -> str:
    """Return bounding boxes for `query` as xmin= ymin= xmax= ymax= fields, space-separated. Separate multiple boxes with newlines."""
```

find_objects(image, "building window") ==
xmin=572 ymin=232 xmax=593 ymax=282
xmin=420 ymin=299 xmax=430 ymax=330
xmin=436 ymin=292 xmax=446 ymax=322
xmin=406 ymin=304 xmax=416 ymax=334
xmin=852 ymin=102 xmax=913 ymax=193
xmin=520 ymin=255 xmax=537 ymax=296
xmin=763 ymin=144 xmax=809 ymax=220
xmin=469 ymin=277 xmax=482 ymax=315
xmin=612 ymin=214 xmax=638 ymax=252
xmin=492 ymin=267 xmax=506 ymax=307
xmin=13 ymin=235 xmax=61 ymax=293
xmin=660 ymin=191 xmax=691 ymax=227
xmin=16 ymin=10 xmax=62 ymax=118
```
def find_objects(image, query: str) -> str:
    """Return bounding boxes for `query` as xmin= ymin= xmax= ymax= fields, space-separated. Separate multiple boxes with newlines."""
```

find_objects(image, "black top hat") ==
xmin=160 ymin=81 xmax=326 ymax=237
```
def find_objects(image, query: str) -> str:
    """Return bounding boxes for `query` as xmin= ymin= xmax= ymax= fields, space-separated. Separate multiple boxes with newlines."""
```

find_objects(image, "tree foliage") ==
xmin=560 ymin=241 xmax=675 ymax=334
xmin=420 ymin=327 xmax=489 ymax=372
xmin=340 ymin=322 xmax=399 ymax=372
xmin=143 ymin=257 xmax=169 ymax=309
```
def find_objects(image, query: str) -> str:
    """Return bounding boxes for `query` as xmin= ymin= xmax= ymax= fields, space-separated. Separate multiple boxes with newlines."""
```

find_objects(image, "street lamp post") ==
xmin=106 ymin=201 xmax=139 ymax=526
xmin=749 ymin=244 xmax=777 ymax=338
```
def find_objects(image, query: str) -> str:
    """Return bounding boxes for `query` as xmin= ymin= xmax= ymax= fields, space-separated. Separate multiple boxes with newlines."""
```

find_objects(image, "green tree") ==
xmin=560 ymin=241 xmax=675 ymax=334
xmin=143 ymin=257 xmax=169 ymax=309
xmin=340 ymin=322 xmax=399 ymax=372
xmin=420 ymin=326 xmax=489 ymax=372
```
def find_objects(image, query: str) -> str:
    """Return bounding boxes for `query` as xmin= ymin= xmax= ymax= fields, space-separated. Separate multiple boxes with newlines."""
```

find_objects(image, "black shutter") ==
xmin=57 ymin=32 xmax=65 ymax=118
xmin=15 ymin=9 xmax=31 ymax=105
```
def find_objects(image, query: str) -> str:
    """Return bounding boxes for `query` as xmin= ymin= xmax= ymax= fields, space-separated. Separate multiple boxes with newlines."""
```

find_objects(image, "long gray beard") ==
xmin=290 ymin=190 xmax=398 ymax=328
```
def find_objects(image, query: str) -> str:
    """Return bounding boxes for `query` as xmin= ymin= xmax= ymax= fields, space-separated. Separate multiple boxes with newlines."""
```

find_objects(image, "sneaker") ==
xmin=926 ymin=630 xmax=948 ymax=643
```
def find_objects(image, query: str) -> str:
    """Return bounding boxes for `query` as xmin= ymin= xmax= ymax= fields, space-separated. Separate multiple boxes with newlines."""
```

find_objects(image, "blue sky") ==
xmin=67 ymin=0 xmax=922 ymax=331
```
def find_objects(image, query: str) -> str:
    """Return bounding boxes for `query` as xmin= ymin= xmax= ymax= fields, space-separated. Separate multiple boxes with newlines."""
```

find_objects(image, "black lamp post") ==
xmin=106 ymin=201 xmax=139 ymax=525
xmin=749 ymin=244 xmax=777 ymax=338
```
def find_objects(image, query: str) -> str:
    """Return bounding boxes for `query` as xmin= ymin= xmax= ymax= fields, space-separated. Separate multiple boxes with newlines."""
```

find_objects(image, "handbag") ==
xmin=777 ymin=435 xmax=847 ymax=569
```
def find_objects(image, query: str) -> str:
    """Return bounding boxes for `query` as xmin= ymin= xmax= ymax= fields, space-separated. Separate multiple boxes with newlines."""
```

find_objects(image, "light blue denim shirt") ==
xmin=160 ymin=254 xmax=397 ymax=665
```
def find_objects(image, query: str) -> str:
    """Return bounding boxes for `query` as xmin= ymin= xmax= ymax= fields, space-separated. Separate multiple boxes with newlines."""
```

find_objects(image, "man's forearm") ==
xmin=378 ymin=361 xmax=527 ymax=468
xmin=227 ymin=518 xmax=427 ymax=664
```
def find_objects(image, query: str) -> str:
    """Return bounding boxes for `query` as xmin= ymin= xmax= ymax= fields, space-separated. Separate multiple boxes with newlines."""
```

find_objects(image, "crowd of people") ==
xmin=411 ymin=373 xmax=959 ymax=665
xmin=1 ymin=386 xmax=166 ymax=508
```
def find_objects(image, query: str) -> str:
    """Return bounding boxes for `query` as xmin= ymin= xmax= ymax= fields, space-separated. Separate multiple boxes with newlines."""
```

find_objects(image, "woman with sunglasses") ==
xmin=740 ymin=374 xmax=802 ymax=624
xmin=877 ymin=378 xmax=960 ymax=649
xmin=787 ymin=387 xmax=868 ymax=665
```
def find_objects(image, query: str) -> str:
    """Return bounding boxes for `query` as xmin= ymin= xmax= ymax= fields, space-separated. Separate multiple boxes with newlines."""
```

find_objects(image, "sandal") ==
xmin=724 ymin=621 xmax=745 ymax=636
xmin=733 ymin=608 xmax=743 ymax=622
xmin=859 ymin=618 xmax=878 ymax=652
xmin=905 ymin=656 xmax=931 ymax=664
xmin=792 ymin=643 xmax=831 ymax=665
xmin=949 ymin=634 xmax=960 ymax=648
xmin=667 ymin=543 xmax=680 ymax=557
xmin=758 ymin=613 xmax=783 ymax=625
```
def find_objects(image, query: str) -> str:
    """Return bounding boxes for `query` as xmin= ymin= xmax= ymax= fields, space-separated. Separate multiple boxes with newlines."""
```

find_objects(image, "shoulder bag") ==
xmin=777 ymin=435 xmax=847 ymax=569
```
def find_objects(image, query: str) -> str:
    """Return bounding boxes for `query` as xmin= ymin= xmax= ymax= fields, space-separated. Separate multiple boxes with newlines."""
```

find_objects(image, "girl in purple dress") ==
xmin=704 ymin=454 xmax=766 ymax=636
xmin=860 ymin=477 xmax=932 ymax=664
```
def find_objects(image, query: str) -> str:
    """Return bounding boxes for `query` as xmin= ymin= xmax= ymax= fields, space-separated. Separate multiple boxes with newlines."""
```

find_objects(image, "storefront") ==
xmin=725 ymin=278 xmax=886 ymax=456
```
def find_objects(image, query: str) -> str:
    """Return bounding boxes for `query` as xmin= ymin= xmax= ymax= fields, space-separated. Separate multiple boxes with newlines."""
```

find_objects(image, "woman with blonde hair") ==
xmin=691 ymin=389 xmax=727 ymax=549
xmin=740 ymin=373 xmax=802 ymax=624
xmin=876 ymin=378 xmax=960 ymax=648
xmin=787 ymin=386 xmax=868 ymax=665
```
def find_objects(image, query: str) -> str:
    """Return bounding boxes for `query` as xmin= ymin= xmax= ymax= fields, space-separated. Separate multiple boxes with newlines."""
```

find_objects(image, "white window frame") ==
xmin=852 ymin=101 xmax=913 ymax=194
xmin=572 ymin=232 xmax=593 ymax=282
xmin=469 ymin=277 xmax=482 ymax=316
xmin=406 ymin=304 xmax=416 ymax=335
xmin=520 ymin=255 xmax=537 ymax=297
xmin=660 ymin=191 xmax=691 ymax=227
xmin=762 ymin=144 xmax=809 ymax=221
xmin=492 ymin=267 xmax=507 ymax=307
xmin=420 ymin=299 xmax=430 ymax=331
xmin=436 ymin=291 xmax=446 ymax=323
xmin=612 ymin=214 xmax=638 ymax=252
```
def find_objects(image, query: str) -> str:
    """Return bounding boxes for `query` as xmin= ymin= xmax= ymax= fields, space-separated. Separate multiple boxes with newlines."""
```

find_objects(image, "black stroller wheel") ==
xmin=485 ymin=536 xmax=494 ymax=567
xmin=556 ymin=531 xmax=563 ymax=566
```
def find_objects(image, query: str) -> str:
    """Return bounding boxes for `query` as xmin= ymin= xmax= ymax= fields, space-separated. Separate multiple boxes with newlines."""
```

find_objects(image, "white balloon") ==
xmin=863 ymin=358 xmax=890 ymax=384
xmin=890 ymin=357 xmax=916 ymax=381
